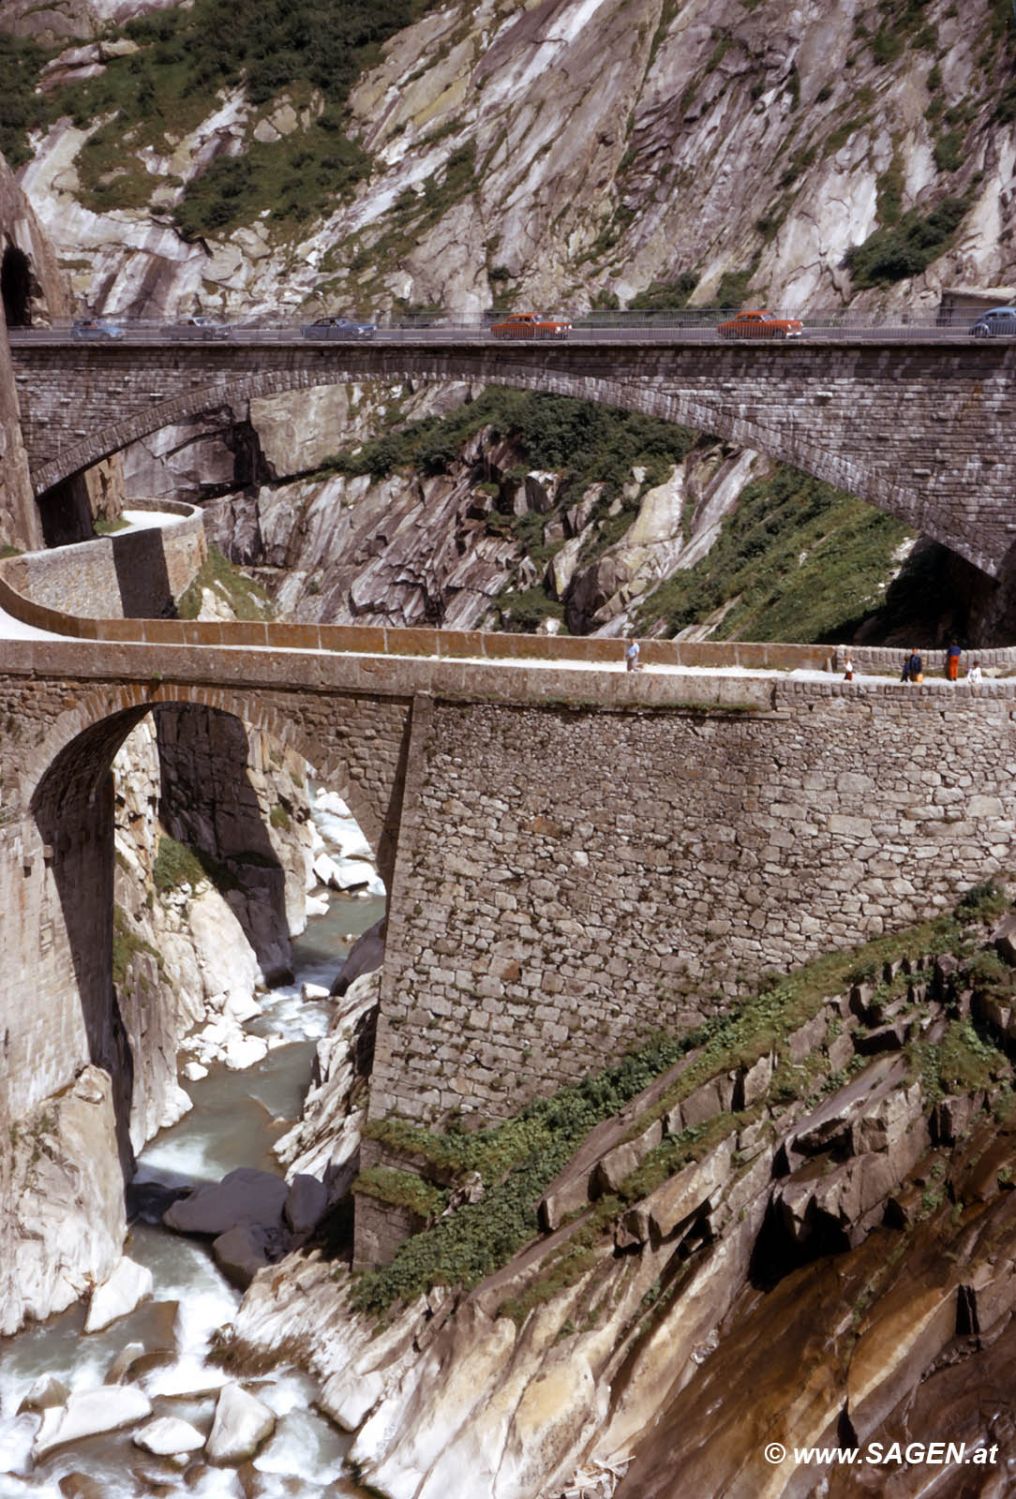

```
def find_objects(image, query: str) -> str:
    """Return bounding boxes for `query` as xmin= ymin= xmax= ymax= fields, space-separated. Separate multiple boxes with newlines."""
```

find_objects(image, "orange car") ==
xmin=490 ymin=311 xmax=572 ymax=339
xmin=716 ymin=309 xmax=804 ymax=340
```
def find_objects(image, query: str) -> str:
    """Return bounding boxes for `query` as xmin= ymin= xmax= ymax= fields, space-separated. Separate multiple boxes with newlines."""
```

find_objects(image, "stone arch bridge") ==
xmin=9 ymin=336 xmax=1016 ymax=577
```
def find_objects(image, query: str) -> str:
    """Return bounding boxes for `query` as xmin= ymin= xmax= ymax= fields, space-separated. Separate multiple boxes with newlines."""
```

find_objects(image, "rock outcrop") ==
xmin=231 ymin=903 xmax=1016 ymax=1497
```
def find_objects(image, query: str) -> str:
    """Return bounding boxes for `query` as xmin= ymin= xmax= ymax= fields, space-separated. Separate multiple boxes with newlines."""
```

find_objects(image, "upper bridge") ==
xmin=9 ymin=334 xmax=1016 ymax=577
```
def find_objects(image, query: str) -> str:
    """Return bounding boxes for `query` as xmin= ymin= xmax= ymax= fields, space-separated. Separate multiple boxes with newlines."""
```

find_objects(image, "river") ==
xmin=0 ymin=863 xmax=383 ymax=1497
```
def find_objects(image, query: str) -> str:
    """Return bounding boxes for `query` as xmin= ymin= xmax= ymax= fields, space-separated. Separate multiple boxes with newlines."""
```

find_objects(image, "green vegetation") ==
xmin=636 ymin=467 xmax=910 ymax=643
xmin=714 ymin=265 xmax=761 ymax=308
xmin=353 ymin=1167 xmax=446 ymax=1221
xmin=94 ymin=518 xmax=131 ymax=536
xmin=324 ymin=387 xmax=694 ymax=504
xmin=629 ymin=274 xmax=698 ymax=311
xmin=112 ymin=904 xmax=162 ymax=986
xmin=152 ymin=834 xmax=210 ymax=893
xmin=0 ymin=0 xmax=441 ymax=236
xmin=178 ymin=544 xmax=273 ymax=622
xmin=349 ymin=900 xmax=989 ymax=1316
xmin=845 ymin=195 xmax=970 ymax=287
xmin=0 ymin=33 xmax=49 ymax=168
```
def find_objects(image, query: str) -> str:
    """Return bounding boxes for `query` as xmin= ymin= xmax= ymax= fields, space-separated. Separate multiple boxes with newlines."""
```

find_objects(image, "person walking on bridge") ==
xmin=946 ymin=642 xmax=962 ymax=682
xmin=901 ymin=648 xmax=923 ymax=683
xmin=625 ymin=639 xmax=642 ymax=673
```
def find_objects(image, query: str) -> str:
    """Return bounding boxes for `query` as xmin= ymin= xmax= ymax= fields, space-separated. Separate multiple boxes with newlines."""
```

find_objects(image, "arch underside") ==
xmin=24 ymin=683 xmax=385 ymax=871
xmin=28 ymin=361 xmax=994 ymax=578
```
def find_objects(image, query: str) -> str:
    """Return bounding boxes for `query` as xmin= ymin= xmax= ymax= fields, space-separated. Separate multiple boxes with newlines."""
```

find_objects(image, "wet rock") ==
xmin=284 ymin=1174 xmax=328 ymax=1235
xmin=124 ymin=1346 xmax=178 ymax=1382
xmin=104 ymin=1341 xmax=146 ymax=1384
xmin=58 ymin=1475 xmax=105 ymax=1499
xmin=132 ymin=1416 xmax=206 ymax=1457
xmin=17 ymin=1373 xmax=69 ymax=1413
xmin=85 ymin=1254 xmax=154 ymax=1333
xmin=34 ymin=1385 xmax=152 ymax=1458
xmin=206 ymin=1383 xmax=276 ymax=1464
xmin=163 ymin=1168 xmax=289 ymax=1237
xmin=212 ymin=1224 xmax=280 ymax=1290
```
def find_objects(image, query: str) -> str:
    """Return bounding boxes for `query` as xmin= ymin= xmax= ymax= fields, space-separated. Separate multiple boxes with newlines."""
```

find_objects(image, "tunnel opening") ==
xmin=1 ymin=242 xmax=33 ymax=328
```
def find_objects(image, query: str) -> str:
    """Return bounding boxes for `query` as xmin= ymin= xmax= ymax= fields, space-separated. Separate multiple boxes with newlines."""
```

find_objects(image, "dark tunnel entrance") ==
xmin=2 ymin=242 xmax=32 ymax=328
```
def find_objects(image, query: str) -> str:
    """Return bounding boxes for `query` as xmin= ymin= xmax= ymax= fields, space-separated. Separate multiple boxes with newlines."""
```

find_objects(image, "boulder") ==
xmin=17 ymin=1373 xmax=69 ymax=1413
xmin=34 ymin=1385 xmax=152 ymax=1458
xmin=85 ymin=1255 xmax=154 ymax=1333
xmin=104 ymin=1341 xmax=146 ymax=1384
xmin=285 ymin=1174 xmax=328 ymax=1235
xmin=212 ymin=1224 xmax=277 ymax=1290
xmin=132 ymin=1416 xmax=206 ymax=1457
xmin=206 ymin=1383 xmax=276 ymax=1464
xmin=163 ymin=1168 xmax=289 ymax=1237
xmin=330 ymin=917 xmax=385 ymax=996
xmin=58 ymin=1476 xmax=105 ymax=1499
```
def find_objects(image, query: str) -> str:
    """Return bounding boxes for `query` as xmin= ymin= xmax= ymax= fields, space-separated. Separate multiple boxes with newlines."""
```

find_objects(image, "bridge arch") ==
xmin=18 ymin=340 xmax=1008 ymax=577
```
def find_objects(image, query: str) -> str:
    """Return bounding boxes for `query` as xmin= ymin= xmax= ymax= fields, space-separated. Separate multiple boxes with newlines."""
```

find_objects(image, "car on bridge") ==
xmin=969 ymin=306 xmax=1016 ymax=338
xmin=716 ymin=309 xmax=804 ymax=340
xmin=162 ymin=315 xmax=232 ymax=340
xmin=302 ymin=315 xmax=377 ymax=341
xmin=489 ymin=311 xmax=572 ymax=339
xmin=71 ymin=317 xmax=124 ymax=342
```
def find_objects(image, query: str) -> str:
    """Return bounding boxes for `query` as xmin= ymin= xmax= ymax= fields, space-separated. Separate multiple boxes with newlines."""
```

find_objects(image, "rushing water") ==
xmin=0 ymin=869 xmax=384 ymax=1499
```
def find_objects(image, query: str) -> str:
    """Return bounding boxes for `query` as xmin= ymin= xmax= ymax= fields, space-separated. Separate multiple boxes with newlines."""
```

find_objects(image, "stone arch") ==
xmin=24 ymin=350 xmax=991 ymax=574
xmin=24 ymin=681 xmax=383 ymax=867
xmin=1 ymin=241 xmax=33 ymax=328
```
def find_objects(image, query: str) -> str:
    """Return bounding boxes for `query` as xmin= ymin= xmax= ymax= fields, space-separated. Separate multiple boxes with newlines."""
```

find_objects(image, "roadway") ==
xmin=3 ymin=322 xmax=990 ymax=348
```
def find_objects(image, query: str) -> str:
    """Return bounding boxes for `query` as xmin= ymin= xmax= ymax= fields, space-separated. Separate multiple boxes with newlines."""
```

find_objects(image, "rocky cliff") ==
xmin=231 ymin=886 xmax=1016 ymax=1498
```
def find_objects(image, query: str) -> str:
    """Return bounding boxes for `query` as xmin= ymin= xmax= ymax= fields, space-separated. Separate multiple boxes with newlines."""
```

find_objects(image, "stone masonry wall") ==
xmin=10 ymin=339 xmax=1016 ymax=576
xmin=367 ymin=684 xmax=1016 ymax=1126
xmin=2 ymin=502 xmax=205 ymax=618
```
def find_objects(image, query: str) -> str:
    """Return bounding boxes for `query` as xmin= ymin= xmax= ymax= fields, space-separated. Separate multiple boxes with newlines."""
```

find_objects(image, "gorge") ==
xmin=4 ymin=0 xmax=1016 ymax=1495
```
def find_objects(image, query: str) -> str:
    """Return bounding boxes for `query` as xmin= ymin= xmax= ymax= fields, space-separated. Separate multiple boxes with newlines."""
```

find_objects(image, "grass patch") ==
xmin=152 ymin=833 xmax=241 ymax=895
xmin=178 ymin=544 xmax=273 ymax=622
xmin=112 ymin=904 xmax=162 ymax=986
xmin=0 ymin=33 xmax=51 ymax=168
xmin=352 ymin=1167 xmax=446 ymax=1221
xmin=845 ymin=195 xmax=970 ymax=287
xmin=349 ymin=899 xmax=987 ymax=1316
xmin=636 ymin=466 xmax=910 ymax=643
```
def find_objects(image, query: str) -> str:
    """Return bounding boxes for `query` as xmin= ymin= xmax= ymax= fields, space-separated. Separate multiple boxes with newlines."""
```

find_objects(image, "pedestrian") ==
xmin=967 ymin=660 xmax=983 ymax=684
xmin=843 ymin=655 xmax=854 ymax=682
xmin=901 ymin=648 xmax=923 ymax=683
xmin=625 ymin=639 xmax=642 ymax=673
xmin=946 ymin=642 xmax=962 ymax=682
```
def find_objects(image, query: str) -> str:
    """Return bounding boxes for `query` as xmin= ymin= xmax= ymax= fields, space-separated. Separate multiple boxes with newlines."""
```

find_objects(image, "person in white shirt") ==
xmin=967 ymin=661 xmax=983 ymax=684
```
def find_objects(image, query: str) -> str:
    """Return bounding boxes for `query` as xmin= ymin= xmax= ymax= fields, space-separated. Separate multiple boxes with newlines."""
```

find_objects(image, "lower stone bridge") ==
xmin=10 ymin=336 xmax=1016 ymax=577
xmin=4 ymin=621 xmax=1016 ymax=1154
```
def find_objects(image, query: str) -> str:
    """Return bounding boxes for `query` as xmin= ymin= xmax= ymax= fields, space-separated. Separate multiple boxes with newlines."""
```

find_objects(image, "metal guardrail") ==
xmin=4 ymin=308 xmax=1002 ymax=345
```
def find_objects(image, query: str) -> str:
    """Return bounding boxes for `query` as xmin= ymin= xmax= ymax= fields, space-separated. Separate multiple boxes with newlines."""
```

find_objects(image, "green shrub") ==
xmin=629 ymin=274 xmax=698 ymax=310
xmin=152 ymin=835 xmax=207 ymax=893
xmin=845 ymin=195 xmax=970 ymax=287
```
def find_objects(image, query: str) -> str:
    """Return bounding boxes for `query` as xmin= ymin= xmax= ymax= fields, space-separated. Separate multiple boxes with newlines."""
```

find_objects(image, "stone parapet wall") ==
xmin=1 ymin=499 xmax=205 ymax=619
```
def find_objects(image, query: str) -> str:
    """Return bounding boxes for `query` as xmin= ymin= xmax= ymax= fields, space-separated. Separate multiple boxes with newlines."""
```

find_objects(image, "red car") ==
xmin=490 ymin=311 xmax=571 ymax=340
xmin=717 ymin=309 xmax=804 ymax=340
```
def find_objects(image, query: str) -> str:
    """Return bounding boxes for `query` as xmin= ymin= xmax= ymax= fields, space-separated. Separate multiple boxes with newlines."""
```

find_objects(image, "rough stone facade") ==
xmin=10 ymin=338 xmax=1016 ymax=576
xmin=367 ymin=686 xmax=1016 ymax=1124
xmin=1 ymin=500 xmax=205 ymax=617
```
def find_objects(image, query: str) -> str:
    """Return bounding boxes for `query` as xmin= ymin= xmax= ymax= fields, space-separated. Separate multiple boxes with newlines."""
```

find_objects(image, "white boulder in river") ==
xmin=132 ymin=1416 xmax=206 ymax=1456
xmin=206 ymin=1382 xmax=276 ymax=1463
xmin=84 ymin=1255 xmax=154 ymax=1333
xmin=34 ymin=1385 xmax=152 ymax=1458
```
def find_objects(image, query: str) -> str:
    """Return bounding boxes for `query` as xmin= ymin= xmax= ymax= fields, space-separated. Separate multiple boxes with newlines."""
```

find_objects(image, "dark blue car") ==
xmin=969 ymin=306 xmax=1016 ymax=338
xmin=301 ymin=315 xmax=376 ymax=341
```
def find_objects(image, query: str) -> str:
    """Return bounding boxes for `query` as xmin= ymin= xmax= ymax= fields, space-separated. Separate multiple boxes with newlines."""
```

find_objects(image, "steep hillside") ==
xmin=2 ymin=0 xmax=1013 ymax=318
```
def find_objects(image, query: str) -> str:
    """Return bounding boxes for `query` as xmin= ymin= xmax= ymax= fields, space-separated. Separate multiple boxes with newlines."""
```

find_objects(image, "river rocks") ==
xmin=104 ymin=1342 xmax=147 ymax=1384
xmin=33 ymin=1385 xmax=152 ymax=1458
xmin=284 ymin=1174 xmax=328 ymax=1235
xmin=330 ymin=919 xmax=385 ymax=998
xmin=84 ymin=1255 xmax=154 ymax=1333
xmin=206 ymin=1384 xmax=276 ymax=1464
xmin=132 ymin=1416 xmax=206 ymax=1457
xmin=163 ymin=1167 xmax=289 ymax=1237
xmin=17 ymin=1375 xmax=69 ymax=1414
